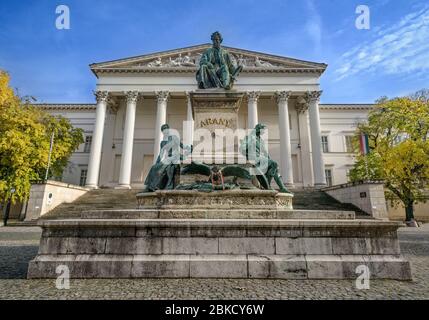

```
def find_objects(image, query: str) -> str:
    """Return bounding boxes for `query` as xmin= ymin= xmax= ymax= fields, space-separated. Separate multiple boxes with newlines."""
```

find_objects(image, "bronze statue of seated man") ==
xmin=240 ymin=124 xmax=292 ymax=194
xmin=196 ymin=31 xmax=243 ymax=90
xmin=143 ymin=124 xmax=192 ymax=192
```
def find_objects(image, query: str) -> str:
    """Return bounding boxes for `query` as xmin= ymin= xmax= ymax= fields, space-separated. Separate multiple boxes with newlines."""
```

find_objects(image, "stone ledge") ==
xmin=27 ymin=254 xmax=412 ymax=280
xmin=37 ymin=235 xmax=402 ymax=255
xmin=80 ymin=209 xmax=355 ymax=220
xmin=136 ymin=189 xmax=294 ymax=210
xmin=37 ymin=218 xmax=404 ymax=229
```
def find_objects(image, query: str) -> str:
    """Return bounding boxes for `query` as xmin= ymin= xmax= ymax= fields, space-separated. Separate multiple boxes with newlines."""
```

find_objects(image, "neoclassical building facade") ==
xmin=36 ymin=44 xmax=372 ymax=190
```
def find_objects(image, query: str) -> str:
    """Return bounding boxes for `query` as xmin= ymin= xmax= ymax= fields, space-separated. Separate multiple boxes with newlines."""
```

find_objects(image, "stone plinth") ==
xmin=27 ymin=190 xmax=412 ymax=280
xmin=28 ymin=219 xmax=412 ymax=280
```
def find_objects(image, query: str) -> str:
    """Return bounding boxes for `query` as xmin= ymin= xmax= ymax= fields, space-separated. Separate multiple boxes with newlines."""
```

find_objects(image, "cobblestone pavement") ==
xmin=0 ymin=225 xmax=428 ymax=300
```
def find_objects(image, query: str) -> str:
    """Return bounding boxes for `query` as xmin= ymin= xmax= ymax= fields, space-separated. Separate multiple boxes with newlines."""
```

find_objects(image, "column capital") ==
xmin=296 ymin=95 xmax=309 ymax=113
xmin=274 ymin=91 xmax=292 ymax=104
xmin=155 ymin=91 xmax=170 ymax=103
xmin=305 ymin=90 xmax=323 ymax=103
xmin=125 ymin=91 xmax=139 ymax=104
xmin=246 ymin=91 xmax=261 ymax=102
xmin=94 ymin=91 xmax=109 ymax=103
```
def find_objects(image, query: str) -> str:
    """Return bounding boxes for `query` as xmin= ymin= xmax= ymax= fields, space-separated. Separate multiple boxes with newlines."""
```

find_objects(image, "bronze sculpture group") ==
xmin=144 ymin=122 xmax=291 ymax=194
xmin=143 ymin=32 xmax=291 ymax=194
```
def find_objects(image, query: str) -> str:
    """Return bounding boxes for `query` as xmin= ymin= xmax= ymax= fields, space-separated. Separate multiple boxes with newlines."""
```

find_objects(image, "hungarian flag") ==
xmin=359 ymin=133 xmax=370 ymax=155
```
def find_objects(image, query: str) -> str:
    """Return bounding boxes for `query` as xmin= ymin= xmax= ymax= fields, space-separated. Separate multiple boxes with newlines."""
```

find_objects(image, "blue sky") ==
xmin=0 ymin=0 xmax=428 ymax=103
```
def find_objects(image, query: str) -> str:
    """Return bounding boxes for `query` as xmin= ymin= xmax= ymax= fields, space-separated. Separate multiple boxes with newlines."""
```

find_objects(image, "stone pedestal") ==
xmin=28 ymin=190 xmax=412 ymax=280
xmin=190 ymin=90 xmax=244 ymax=164
xmin=28 ymin=215 xmax=411 ymax=280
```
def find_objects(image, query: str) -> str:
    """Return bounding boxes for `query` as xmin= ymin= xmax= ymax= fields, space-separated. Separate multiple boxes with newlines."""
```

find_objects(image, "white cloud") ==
xmin=335 ymin=5 xmax=429 ymax=81
xmin=305 ymin=0 xmax=322 ymax=52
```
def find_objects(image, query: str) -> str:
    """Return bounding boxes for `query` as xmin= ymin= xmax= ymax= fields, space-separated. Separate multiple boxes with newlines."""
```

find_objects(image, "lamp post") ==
xmin=2 ymin=188 xmax=15 ymax=227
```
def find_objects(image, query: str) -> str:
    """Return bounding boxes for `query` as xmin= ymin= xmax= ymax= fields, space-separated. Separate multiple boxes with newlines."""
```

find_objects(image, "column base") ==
xmin=85 ymin=184 xmax=99 ymax=190
xmin=114 ymin=185 xmax=131 ymax=190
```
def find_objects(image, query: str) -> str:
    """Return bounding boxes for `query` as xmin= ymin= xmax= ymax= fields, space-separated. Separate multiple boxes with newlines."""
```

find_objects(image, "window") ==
xmin=84 ymin=136 xmax=92 ymax=153
xmin=325 ymin=169 xmax=333 ymax=187
xmin=79 ymin=169 xmax=88 ymax=187
xmin=346 ymin=169 xmax=352 ymax=182
xmin=345 ymin=136 xmax=354 ymax=153
xmin=321 ymin=136 xmax=329 ymax=153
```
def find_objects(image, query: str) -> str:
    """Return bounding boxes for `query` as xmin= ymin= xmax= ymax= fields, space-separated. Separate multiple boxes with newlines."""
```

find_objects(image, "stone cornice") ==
xmin=91 ymin=66 xmax=326 ymax=76
xmin=32 ymin=104 xmax=96 ymax=111
xmin=33 ymin=103 xmax=375 ymax=112
xmin=319 ymin=104 xmax=374 ymax=110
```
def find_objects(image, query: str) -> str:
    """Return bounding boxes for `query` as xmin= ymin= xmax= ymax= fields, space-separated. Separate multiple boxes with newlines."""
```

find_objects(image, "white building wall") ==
xmin=319 ymin=106 xmax=370 ymax=186
xmin=36 ymin=104 xmax=372 ymax=189
xmin=36 ymin=106 xmax=96 ymax=186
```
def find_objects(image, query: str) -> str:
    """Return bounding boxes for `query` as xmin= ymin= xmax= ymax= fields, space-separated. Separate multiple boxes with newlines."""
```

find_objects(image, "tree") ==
xmin=349 ymin=92 xmax=429 ymax=223
xmin=0 ymin=70 xmax=84 ymax=207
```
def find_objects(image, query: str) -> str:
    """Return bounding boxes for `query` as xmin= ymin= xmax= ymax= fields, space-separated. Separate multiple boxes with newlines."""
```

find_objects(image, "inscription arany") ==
xmin=200 ymin=118 xmax=234 ymax=129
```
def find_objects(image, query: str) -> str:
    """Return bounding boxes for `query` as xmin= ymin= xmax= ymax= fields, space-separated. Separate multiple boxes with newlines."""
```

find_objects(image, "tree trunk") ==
xmin=405 ymin=202 xmax=415 ymax=222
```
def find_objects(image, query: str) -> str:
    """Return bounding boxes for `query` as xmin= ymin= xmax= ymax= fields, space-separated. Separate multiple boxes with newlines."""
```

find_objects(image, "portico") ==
xmin=85 ymin=44 xmax=327 ymax=189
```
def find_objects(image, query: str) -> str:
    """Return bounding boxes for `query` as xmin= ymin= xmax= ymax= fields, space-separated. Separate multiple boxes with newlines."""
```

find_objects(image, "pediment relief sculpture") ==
xmin=142 ymin=53 xmax=282 ymax=69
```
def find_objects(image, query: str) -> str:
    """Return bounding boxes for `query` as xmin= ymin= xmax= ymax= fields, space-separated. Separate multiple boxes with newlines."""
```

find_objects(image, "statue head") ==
xmin=211 ymin=31 xmax=223 ymax=49
xmin=161 ymin=124 xmax=170 ymax=138
xmin=254 ymin=123 xmax=267 ymax=137
xmin=161 ymin=124 xmax=170 ymax=132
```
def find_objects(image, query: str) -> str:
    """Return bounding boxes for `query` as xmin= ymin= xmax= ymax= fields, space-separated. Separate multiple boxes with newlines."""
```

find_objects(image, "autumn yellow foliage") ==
xmin=350 ymin=93 xmax=429 ymax=221
xmin=0 ymin=70 xmax=84 ymax=204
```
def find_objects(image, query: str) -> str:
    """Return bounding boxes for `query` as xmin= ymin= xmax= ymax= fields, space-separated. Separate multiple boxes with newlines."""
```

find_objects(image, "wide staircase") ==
xmin=291 ymin=189 xmax=368 ymax=217
xmin=41 ymin=188 xmax=369 ymax=219
xmin=42 ymin=189 xmax=139 ymax=219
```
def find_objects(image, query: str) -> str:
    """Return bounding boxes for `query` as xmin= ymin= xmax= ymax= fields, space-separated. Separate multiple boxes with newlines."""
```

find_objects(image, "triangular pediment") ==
xmin=90 ymin=44 xmax=327 ymax=75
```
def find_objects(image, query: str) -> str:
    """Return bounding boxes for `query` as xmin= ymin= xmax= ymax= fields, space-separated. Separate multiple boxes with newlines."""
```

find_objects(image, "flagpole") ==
xmin=45 ymin=131 xmax=55 ymax=181
xmin=360 ymin=133 xmax=370 ymax=181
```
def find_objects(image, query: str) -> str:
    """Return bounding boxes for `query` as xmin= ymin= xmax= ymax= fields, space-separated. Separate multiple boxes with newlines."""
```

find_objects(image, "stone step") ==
xmin=28 ymin=254 xmax=411 ymax=280
xmin=42 ymin=188 xmax=368 ymax=220
xmin=81 ymin=209 xmax=355 ymax=220
xmin=291 ymin=189 xmax=368 ymax=216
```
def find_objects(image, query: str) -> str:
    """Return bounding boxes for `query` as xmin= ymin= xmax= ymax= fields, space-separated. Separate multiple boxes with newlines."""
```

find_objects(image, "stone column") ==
xmin=153 ymin=91 xmax=169 ymax=163
xmin=117 ymin=91 xmax=139 ymax=189
xmin=307 ymin=91 xmax=326 ymax=187
xmin=86 ymin=91 xmax=109 ymax=189
xmin=246 ymin=91 xmax=260 ymax=130
xmin=185 ymin=92 xmax=194 ymax=146
xmin=275 ymin=91 xmax=294 ymax=187
xmin=296 ymin=100 xmax=314 ymax=187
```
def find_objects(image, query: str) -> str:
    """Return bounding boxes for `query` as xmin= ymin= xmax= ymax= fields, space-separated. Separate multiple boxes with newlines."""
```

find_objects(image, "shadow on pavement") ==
xmin=0 ymin=246 xmax=39 ymax=279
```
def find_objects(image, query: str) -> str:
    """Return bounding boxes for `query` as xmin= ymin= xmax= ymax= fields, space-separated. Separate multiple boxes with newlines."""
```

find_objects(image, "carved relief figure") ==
xmin=147 ymin=57 xmax=162 ymax=67
xmin=254 ymin=57 xmax=274 ymax=68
